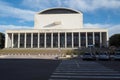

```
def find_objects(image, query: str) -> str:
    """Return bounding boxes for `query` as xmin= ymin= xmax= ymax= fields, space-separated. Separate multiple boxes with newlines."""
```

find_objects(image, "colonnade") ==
xmin=6 ymin=32 xmax=107 ymax=48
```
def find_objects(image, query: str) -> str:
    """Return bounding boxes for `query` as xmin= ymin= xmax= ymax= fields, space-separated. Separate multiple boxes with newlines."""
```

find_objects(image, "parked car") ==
xmin=113 ymin=52 xmax=120 ymax=60
xmin=97 ymin=52 xmax=110 ymax=60
xmin=82 ymin=52 xmax=96 ymax=60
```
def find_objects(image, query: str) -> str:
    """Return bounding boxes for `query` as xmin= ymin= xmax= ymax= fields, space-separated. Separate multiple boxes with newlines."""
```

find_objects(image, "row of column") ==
xmin=7 ymin=32 xmax=107 ymax=48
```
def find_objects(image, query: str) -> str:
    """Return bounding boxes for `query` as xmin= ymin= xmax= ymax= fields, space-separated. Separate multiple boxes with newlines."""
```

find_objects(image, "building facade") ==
xmin=5 ymin=8 xmax=108 ymax=49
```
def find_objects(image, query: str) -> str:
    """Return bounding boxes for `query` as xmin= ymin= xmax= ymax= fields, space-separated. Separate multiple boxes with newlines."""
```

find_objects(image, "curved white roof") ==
xmin=38 ymin=7 xmax=82 ymax=14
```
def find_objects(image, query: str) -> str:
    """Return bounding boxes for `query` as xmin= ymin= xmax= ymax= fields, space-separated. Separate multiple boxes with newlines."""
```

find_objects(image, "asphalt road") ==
xmin=0 ymin=58 xmax=120 ymax=80
xmin=0 ymin=59 xmax=61 ymax=80
xmin=97 ymin=60 xmax=120 ymax=72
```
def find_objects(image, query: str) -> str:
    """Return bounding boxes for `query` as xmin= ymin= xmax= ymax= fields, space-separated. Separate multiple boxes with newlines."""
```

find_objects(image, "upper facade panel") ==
xmin=34 ymin=8 xmax=83 ymax=29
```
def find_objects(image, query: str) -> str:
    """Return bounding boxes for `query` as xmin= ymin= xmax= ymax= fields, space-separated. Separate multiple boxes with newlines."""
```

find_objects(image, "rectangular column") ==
xmin=93 ymin=32 xmax=95 ymax=46
xmin=44 ymin=33 xmax=46 ymax=48
xmin=38 ymin=32 xmax=40 ymax=48
xmin=100 ymin=32 xmax=102 ymax=48
xmin=11 ymin=33 xmax=13 ymax=48
xmin=58 ymin=33 xmax=60 ymax=48
xmin=106 ymin=32 xmax=109 ymax=47
xmin=79 ymin=32 xmax=81 ymax=48
xmin=18 ymin=33 xmax=20 ymax=48
xmin=72 ymin=32 xmax=74 ymax=48
xmin=86 ymin=32 xmax=88 ymax=47
xmin=65 ymin=32 xmax=67 ymax=48
xmin=51 ymin=33 xmax=53 ymax=48
xmin=31 ymin=33 xmax=33 ymax=48
xmin=24 ymin=33 xmax=26 ymax=48
xmin=5 ymin=33 xmax=8 ymax=48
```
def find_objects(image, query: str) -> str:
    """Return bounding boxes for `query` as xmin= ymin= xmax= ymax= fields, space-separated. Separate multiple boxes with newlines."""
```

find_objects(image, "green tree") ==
xmin=0 ymin=32 xmax=5 ymax=49
xmin=109 ymin=34 xmax=120 ymax=47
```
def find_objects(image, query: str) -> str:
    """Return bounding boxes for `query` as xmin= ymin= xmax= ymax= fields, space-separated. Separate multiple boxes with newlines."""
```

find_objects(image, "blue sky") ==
xmin=0 ymin=0 xmax=120 ymax=37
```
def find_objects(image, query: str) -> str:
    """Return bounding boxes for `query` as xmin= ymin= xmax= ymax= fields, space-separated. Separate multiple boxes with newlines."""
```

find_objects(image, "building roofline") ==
xmin=37 ymin=7 xmax=82 ymax=14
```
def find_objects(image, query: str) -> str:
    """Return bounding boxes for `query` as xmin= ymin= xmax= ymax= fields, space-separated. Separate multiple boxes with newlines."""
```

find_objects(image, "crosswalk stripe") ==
xmin=51 ymin=75 xmax=120 ymax=79
xmin=55 ymin=71 xmax=118 ymax=73
xmin=49 ymin=79 xmax=69 ymax=80
xmin=53 ymin=72 xmax=120 ymax=75
xmin=56 ymin=68 xmax=112 ymax=70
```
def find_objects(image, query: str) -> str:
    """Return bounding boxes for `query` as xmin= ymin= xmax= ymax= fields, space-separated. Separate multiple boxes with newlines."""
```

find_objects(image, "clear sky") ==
xmin=0 ymin=0 xmax=120 ymax=37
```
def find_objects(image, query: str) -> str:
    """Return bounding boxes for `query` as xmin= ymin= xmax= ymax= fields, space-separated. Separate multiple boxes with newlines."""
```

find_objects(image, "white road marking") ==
xmin=53 ymin=72 xmax=120 ymax=75
xmin=51 ymin=75 xmax=120 ymax=79
xmin=55 ymin=70 xmax=118 ymax=73
xmin=49 ymin=59 xmax=120 ymax=80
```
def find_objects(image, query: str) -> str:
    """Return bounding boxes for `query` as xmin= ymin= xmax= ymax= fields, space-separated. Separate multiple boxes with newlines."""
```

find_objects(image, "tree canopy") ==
xmin=0 ymin=32 xmax=5 ymax=48
xmin=109 ymin=34 xmax=120 ymax=47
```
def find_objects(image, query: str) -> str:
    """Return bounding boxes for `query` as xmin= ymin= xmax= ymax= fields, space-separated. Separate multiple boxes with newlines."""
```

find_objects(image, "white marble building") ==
xmin=5 ymin=8 xmax=108 ymax=49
